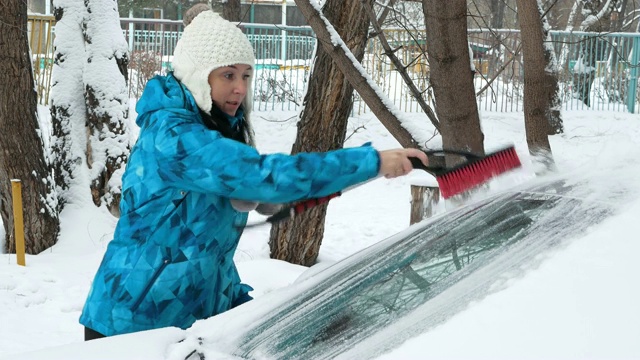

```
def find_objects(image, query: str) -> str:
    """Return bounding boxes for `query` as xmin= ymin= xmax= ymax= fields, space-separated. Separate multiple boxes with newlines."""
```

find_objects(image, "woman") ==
xmin=79 ymin=8 xmax=427 ymax=340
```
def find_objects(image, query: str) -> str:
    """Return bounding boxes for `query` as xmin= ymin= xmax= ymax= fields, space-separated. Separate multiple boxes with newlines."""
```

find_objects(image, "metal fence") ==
xmin=355 ymin=28 xmax=640 ymax=115
xmin=551 ymin=30 xmax=640 ymax=113
xmin=466 ymin=29 xmax=640 ymax=114
xmin=119 ymin=19 xmax=316 ymax=110
xmin=27 ymin=15 xmax=640 ymax=114
xmin=121 ymin=18 xmax=184 ymax=99
xmin=243 ymin=23 xmax=316 ymax=111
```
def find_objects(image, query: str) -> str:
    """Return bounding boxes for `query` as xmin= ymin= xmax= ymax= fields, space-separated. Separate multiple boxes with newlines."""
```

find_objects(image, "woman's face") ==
xmin=208 ymin=64 xmax=253 ymax=116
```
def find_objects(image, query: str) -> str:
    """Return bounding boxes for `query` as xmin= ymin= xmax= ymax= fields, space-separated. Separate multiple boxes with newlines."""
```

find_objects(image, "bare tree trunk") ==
xmin=516 ymin=0 xmax=555 ymax=169
xmin=488 ymin=0 xmax=507 ymax=76
xmin=422 ymin=0 xmax=484 ymax=155
xmin=541 ymin=1 xmax=564 ymax=135
xmin=294 ymin=0 xmax=422 ymax=149
xmin=83 ymin=0 xmax=131 ymax=216
xmin=50 ymin=1 xmax=88 ymax=211
xmin=269 ymin=0 xmax=374 ymax=266
xmin=0 ymin=0 xmax=60 ymax=253
xmin=222 ymin=0 xmax=241 ymax=21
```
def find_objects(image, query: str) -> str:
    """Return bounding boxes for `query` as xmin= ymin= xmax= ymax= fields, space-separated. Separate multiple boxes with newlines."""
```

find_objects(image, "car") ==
xmin=12 ymin=173 xmax=636 ymax=360
xmin=172 ymin=173 xmax=634 ymax=359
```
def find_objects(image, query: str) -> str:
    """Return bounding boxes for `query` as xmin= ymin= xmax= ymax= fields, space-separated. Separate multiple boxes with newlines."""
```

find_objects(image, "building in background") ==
xmin=27 ymin=0 xmax=50 ymax=14
xmin=119 ymin=0 xmax=305 ymax=26
xmin=238 ymin=0 xmax=306 ymax=26
xmin=26 ymin=0 xmax=306 ymax=26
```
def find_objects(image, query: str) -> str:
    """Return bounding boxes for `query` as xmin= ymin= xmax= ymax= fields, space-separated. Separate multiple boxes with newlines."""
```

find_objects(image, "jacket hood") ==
xmin=135 ymin=73 xmax=199 ymax=127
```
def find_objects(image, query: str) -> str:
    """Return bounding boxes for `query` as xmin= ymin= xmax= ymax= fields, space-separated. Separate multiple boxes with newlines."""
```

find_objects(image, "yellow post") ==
xmin=11 ymin=180 xmax=26 ymax=266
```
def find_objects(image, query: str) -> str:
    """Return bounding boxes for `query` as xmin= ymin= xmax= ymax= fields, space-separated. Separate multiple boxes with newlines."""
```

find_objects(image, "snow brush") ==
xmin=244 ymin=145 xmax=521 ymax=228
xmin=409 ymin=145 xmax=522 ymax=199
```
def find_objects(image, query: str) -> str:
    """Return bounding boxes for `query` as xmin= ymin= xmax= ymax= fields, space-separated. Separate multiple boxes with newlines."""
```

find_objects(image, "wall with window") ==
xmin=241 ymin=3 xmax=306 ymax=26
xmin=27 ymin=0 xmax=48 ymax=14
xmin=118 ymin=1 xmax=306 ymax=26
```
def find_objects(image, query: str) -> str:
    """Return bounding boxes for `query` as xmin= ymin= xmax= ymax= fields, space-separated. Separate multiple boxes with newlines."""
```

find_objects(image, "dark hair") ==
xmin=200 ymin=104 xmax=255 ymax=146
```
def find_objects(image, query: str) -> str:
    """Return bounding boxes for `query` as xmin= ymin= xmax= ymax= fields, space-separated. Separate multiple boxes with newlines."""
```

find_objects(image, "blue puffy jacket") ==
xmin=79 ymin=73 xmax=380 ymax=336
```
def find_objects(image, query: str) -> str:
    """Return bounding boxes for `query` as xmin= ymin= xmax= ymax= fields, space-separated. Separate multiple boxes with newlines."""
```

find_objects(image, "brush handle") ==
xmin=409 ymin=157 xmax=430 ymax=171
xmin=410 ymin=149 xmax=483 ymax=175
xmin=409 ymin=156 xmax=446 ymax=176
xmin=424 ymin=149 xmax=483 ymax=159
xmin=266 ymin=192 xmax=341 ymax=224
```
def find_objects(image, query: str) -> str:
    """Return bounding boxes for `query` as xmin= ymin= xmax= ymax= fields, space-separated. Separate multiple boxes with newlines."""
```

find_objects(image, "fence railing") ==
xmin=466 ymin=29 xmax=640 ymax=114
xmin=27 ymin=15 xmax=640 ymax=114
xmin=550 ymin=30 xmax=640 ymax=113
xmin=355 ymin=28 xmax=640 ymax=115
xmin=121 ymin=18 xmax=184 ymax=99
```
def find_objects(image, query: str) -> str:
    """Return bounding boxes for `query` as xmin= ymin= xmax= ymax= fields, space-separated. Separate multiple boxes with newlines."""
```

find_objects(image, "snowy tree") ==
xmin=540 ymin=2 xmax=564 ymax=135
xmin=293 ymin=0 xmax=421 ymax=148
xmin=51 ymin=0 xmax=130 ymax=217
xmin=422 ymin=0 xmax=485 ymax=155
xmin=82 ymin=0 xmax=131 ymax=216
xmin=269 ymin=0 xmax=377 ymax=266
xmin=0 ymin=1 xmax=60 ymax=253
xmin=50 ymin=0 xmax=88 ymax=211
xmin=516 ymin=0 xmax=557 ymax=170
xmin=273 ymin=0 xmax=487 ymax=264
xmin=376 ymin=0 xmax=486 ymax=153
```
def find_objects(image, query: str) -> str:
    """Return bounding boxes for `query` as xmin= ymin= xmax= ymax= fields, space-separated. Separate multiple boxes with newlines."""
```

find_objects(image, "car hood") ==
xmin=174 ymin=172 xmax=638 ymax=360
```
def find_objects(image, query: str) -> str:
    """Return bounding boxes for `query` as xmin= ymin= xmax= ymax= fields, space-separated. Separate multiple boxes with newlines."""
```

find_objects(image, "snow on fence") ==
xmin=27 ymin=15 xmax=640 ymax=114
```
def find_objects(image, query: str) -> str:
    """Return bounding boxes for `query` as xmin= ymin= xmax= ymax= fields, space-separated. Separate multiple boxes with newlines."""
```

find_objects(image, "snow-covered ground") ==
xmin=1 ymin=106 xmax=639 ymax=359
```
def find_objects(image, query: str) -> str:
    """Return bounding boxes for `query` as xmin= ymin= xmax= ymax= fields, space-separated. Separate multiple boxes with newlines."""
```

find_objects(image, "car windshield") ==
xmin=230 ymin=180 xmax=613 ymax=359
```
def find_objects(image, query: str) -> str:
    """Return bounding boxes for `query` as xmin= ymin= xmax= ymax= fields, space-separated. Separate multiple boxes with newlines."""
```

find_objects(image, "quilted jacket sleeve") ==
xmin=151 ymin=113 xmax=380 ymax=204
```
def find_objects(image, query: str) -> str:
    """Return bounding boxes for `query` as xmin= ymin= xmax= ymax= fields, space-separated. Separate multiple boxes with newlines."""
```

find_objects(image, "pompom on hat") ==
xmin=172 ymin=8 xmax=256 ymax=115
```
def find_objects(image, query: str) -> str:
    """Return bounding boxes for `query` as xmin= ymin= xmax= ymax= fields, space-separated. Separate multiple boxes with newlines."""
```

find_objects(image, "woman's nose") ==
xmin=233 ymin=79 xmax=247 ymax=95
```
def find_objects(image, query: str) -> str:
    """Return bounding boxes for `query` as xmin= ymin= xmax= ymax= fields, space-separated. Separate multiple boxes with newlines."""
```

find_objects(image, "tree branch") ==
xmin=293 ymin=0 xmax=422 ymax=149
xmin=362 ymin=0 xmax=440 ymax=132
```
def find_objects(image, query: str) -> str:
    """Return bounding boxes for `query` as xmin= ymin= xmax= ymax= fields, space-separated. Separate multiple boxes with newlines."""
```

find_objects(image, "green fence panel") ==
xmin=628 ymin=37 xmax=640 ymax=113
xmin=37 ymin=18 xmax=640 ymax=114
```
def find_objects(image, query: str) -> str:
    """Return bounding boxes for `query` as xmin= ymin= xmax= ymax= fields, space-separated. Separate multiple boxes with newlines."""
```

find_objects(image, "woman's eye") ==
xmin=224 ymin=73 xmax=233 ymax=80
xmin=243 ymin=74 xmax=251 ymax=80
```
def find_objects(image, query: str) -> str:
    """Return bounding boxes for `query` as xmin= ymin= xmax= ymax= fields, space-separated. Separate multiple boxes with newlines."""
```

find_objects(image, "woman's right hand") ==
xmin=378 ymin=148 xmax=428 ymax=179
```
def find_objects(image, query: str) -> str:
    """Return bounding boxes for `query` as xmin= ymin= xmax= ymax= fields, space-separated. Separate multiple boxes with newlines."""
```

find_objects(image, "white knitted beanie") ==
xmin=172 ymin=10 xmax=255 ymax=115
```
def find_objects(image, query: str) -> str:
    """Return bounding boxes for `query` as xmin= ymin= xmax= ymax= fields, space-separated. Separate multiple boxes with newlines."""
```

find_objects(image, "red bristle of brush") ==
xmin=436 ymin=147 xmax=521 ymax=199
